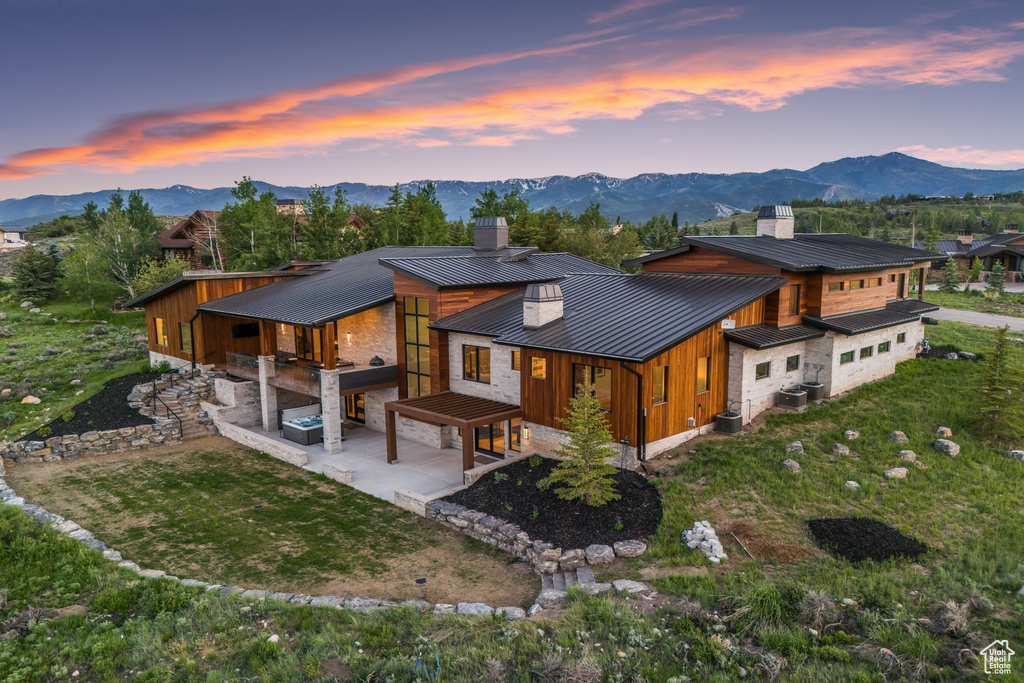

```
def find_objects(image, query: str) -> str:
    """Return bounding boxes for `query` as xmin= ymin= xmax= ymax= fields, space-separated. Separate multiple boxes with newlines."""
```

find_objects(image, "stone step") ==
xmin=564 ymin=571 xmax=577 ymax=589
xmin=541 ymin=574 xmax=553 ymax=591
xmin=576 ymin=566 xmax=596 ymax=584
xmin=552 ymin=572 xmax=566 ymax=592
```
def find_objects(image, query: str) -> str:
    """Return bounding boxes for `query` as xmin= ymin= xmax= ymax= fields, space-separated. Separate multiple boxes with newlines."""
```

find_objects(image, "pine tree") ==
xmin=979 ymin=326 xmax=1023 ymax=439
xmin=968 ymin=257 xmax=984 ymax=287
xmin=987 ymin=261 xmax=1006 ymax=295
xmin=939 ymin=255 xmax=962 ymax=293
xmin=541 ymin=377 xmax=621 ymax=507
xmin=12 ymin=245 xmax=57 ymax=301
xmin=729 ymin=220 xmax=739 ymax=235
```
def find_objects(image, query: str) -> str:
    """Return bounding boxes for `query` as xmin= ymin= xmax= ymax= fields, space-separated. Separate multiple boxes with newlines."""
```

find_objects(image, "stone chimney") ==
xmin=1005 ymin=224 xmax=1020 ymax=234
xmin=523 ymin=283 xmax=563 ymax=329
xmin=756 ymin=205 xmax=795 ymax=239
xmin=474 ymin=216 xmax=509 ymax=250
xmin=957 ymin=230 xmax=974 ymax=245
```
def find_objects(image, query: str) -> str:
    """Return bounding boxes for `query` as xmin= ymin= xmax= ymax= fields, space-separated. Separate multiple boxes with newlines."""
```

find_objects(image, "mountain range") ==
xmin=2 ymin=152 xmax=1022 ymax=227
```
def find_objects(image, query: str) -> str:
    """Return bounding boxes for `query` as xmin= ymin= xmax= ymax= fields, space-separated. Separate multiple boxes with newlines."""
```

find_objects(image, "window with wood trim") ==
xmin=530 ymin=356 xmax=547 ymax=379
xmin=828 ymin=281 xmax=844 ymax=292
xmin=868 ymin=277 xmax=882 ymax=287
xmin=897 ymin=332 xmax=907 ymax=343
xmin=511 ymin=350 xmax=521 ymax=371
xmin=652 ymin=365 xmax=667 ymax=404
xmin=786 ymin=354 xmax=800 ymax=372
xmin=462 ymin=344 xmax=491 ymax=384
xmin=179 ymin=323 xmax=192 ymax=355
xmin=840 ymin=351 xmax=854 ymax=364
xmin=860 ymin=345 xmax=873 ymax=359
xmin=696 ymin=356 xmax=711 ymax=393
xmin=403 ymin=297 xmax=430 ymax=397
xmin=789 ymin=284 xmax=801 ymax=316
xmin=849 ymin=279 xmax=864 ymax=290
xmin=295 ymin=326 xmax=322 ymax=362
xmin=755 ymin=361 xmax=771 ymax=380
xmin=888 ymin=274 xmax=897 ymax=283
xmin=573 ymin=364 xmax=612 ymax=412
xmin=155 ymin=318 xmax=168 ymax=347
xmin=878 ymin=341 xmax=891 ymax=353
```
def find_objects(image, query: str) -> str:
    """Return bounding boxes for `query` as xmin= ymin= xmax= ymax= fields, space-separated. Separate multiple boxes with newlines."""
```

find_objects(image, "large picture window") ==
xmin=463 ymin=344 xmax=491 ymax=383
xmin=573 ymin=364 xmax=612 ymax=412
xmin=295 ymin=326 xmax=322 ymax=362
xmin=404 ymin=297 xmax=430 ymax=397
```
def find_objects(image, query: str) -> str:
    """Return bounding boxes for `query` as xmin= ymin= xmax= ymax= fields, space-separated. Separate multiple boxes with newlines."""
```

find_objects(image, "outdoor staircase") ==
xmin=540 ymin=565 xmax=598 ymax=592
xmin=155 ymin=386 xmax=216 ymax=441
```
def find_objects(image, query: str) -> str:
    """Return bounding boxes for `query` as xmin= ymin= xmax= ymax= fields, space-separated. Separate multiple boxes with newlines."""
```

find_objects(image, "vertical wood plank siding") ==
xmin=640 ymin=247 xmax=783 ymax=275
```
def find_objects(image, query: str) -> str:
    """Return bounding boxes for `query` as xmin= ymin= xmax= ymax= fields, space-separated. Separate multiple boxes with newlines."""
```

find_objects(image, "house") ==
xmin=921 ymin=226 xmax=1023 ymax=281
xmin=275 ymin=198 xmax=305 ymax=215
xmin=126 ymin=212 xmax=940 ymax=483
xmin=0 ymin=224 xmax=28 ymax=251
xmin=157 ymin=210 xmax=222 ymax=268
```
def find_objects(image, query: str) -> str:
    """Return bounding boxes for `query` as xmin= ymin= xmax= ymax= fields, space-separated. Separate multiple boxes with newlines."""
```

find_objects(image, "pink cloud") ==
xmin=588 ymin=0 xmax=676 ymax=25
xmin=897 ymin=145 xmax=1024 ymax=168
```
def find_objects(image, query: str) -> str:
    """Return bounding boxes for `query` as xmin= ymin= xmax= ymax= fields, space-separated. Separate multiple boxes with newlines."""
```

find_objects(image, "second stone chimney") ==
xmin=523 ymin=283 xmax=563 ymax=329
xmin=957 ymin=230 xmax=974 ymax=245
xmin=756 ymin=205 xmax=795 ymax=239
xmin=474 ymin=216 xmax=509 ymax=250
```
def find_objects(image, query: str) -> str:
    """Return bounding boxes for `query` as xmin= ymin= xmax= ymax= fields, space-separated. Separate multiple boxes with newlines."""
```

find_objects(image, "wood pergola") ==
xmin=384 ymin=391 xmax=522 ymax=471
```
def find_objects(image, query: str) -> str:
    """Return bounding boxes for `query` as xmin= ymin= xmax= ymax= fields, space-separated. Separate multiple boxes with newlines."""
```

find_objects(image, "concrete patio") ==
xmin=236 ymin=422 xmax=484 ymax=506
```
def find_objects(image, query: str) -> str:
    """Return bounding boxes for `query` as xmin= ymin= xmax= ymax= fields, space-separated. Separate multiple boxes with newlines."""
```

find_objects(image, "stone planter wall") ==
xmin=424 ymin=499 xmax=646 ymax=575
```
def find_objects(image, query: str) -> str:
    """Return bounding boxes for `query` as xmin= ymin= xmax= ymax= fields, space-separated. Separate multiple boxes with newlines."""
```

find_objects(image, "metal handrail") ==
xmin=151 ymin=379 xmax=183 ymax=436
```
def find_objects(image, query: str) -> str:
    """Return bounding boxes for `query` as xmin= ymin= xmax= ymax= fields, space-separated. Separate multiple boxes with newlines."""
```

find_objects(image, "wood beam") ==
xmin=462 ymin=428 xmax=475 ymax=472
xmin=259 ymin=320 xmax=277 ymax=357
xmin=322 ymin=323 xmax=337 ymax=371
xmin=918 ymin=267 xmax=926 ymax=301
xmin=386 ymin=408 xmax=397 ymax=464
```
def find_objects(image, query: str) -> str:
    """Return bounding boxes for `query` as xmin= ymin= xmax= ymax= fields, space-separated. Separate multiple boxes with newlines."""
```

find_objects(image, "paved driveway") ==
xmin=928 ymin=307 xmax=1024 ymax=332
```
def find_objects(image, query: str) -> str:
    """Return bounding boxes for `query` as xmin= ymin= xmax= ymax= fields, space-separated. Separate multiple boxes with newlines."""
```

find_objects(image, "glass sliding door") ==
xmin=475 ymin=421 xmax=506 ymax=457
xmin=345 ymin=393 xmax=365 ymax=423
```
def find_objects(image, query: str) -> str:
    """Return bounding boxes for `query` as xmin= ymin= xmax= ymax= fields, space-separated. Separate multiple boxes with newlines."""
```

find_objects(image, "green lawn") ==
xmin=6 ymin=439 xmax=538 ymax=607
xmin=0 ymin=297 xmax=150 ymax=441
xmin=926 ymin=289 xmax=1024 ymax=318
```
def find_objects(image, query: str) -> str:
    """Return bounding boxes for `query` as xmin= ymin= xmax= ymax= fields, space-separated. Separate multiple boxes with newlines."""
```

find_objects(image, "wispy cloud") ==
xmin=661 ymin=6 xmax=744 ymax=30
xmin=897 ymin=144 xmax=1024 ymax=168
xmin=588 ymin=0 xmax=676 ymax=24
xmin=2 ymin=25 xmax=1024 ymax=179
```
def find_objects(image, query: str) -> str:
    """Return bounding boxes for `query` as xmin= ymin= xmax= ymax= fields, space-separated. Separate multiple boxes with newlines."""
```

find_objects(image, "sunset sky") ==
xmin=2 ymin=0 xmax=1023 ymax=199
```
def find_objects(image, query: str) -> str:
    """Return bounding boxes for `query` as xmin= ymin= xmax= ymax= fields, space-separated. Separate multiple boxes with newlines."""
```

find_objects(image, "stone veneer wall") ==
xmin=826 ymin=323 xmax=924 ymax=398
xmin=0 ymin=419 xmax=181 ymax=463
xmin=728 ymin=340 xmax=810 ymax=421
xmin=148 ymin=349 xmax=192 ymax=370
xmin=447 ymin=333 xmax=521 ymax=405
xmin=522 ymin=421 xmax=638 ymax=469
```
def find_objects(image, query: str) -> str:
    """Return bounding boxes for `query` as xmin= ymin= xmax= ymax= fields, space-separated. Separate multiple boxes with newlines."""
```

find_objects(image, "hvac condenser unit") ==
xmin=799 ymin=382 xmax=825 ymax=402
xmin=715 ymin=411 xmax=744 ymax=435
xmin=777 ymin=388 xmax=808 ymax=410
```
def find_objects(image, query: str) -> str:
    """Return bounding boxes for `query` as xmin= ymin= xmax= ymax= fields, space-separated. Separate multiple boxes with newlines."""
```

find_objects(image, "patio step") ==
xmin=154 ymin=388 xmax=215 ymax=441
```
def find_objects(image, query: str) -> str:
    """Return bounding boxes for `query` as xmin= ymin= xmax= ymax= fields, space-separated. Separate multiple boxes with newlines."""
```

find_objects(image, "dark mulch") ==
xmin=442 ymin=457 xmax=662 ymax=549
xmin=808 ymin=517 xmax=928 ymax=563
xmin=20 ymin=372 xmax=161 ymax=441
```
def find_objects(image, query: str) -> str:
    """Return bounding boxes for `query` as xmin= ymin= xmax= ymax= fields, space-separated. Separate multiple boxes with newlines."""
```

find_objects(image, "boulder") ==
xmin=844 ymin=430 xmax=860 ymax=440
xmin=138 ymin=569 xmax=167 ymax=579
xmin=884 ymin=467 xmax=909 ymax=479
xmin=936 ymin=426 xmax=953 ymax=438
xmin=0 ymin=327 xmax=13 ymax=338
xmin=432 ymin=603 xmax=456 ymax=615
xmin=612 ymin=540 xmax=647 ymax=557
xmin=934 ymin=439 xmax=960 ymax=457
xmin=344 ymin=597 xmax=383 ymax=611
xmin=785 ymin=441 xmax=804 ymax=454
xmin=527 ymin=604 xmax=544 ymax=617
xmin=495 ymin=606 xmax=526 ymax=620
xmin=781 ymin=458 xmax=802 ymax=473
xmin=612 ymin=579 xmax=649 ymax=594
xmin=844 ymin=481 xmax=860 ymax=491
xmin=898 ymin=450 xmax=917 ymax=462
xmin=29 ymin=308 xmax=42 ymax=314
xmin=535 ymin=589 xmax=567 ymax=608
xmin=585 ymin=544 xmax=615 ymax=567
xmin=1009 ymin=450 xmax=1024 ymax=462
xmin=309 ymin=596 xmax=344 ymax=607
xmin=889 ymin=431 xmax=909 ymax=443
xmin=558 ymin=548 xmax=587 ymax=571
xmin=21 ymin=395 xmax=40 ymax=404
xmin=580 ymin=582 xmax=613 ymax=595
xmin=945 ymin=352 xmax=959 ymax=361
xmin=958 ymin=351 xmax=977 ymax=361
xmin=20 ymin=301 xmax=32 ymax=308
xmin=832 ymin=443 xmax=850 ymax=456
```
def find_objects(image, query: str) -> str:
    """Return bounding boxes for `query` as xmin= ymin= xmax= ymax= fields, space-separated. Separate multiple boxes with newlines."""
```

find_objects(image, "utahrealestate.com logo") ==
xmin=980 ymin=640 xmax=1015 ymax=675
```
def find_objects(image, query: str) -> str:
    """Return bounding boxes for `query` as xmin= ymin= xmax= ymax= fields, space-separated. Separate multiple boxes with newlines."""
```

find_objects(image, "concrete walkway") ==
xmin=240 ymin=423 xmax=468 ymax=503
xmin=926 ymin=282 xmax=1024 ymax=293
xmin=928 ymin=307 xmax=1024 ymax=332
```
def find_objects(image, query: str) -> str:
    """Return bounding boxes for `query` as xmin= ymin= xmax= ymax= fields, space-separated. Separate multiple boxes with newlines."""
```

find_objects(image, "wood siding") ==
xmin=393 ymin=273 xmax=524 ymax=399
xmin=520 ymin=299 xmax=765 ymax=444
xmin=814 ymin=268 xmax=911 ymax=316
xmin=641 ymin=247 xmax=782 ymax=275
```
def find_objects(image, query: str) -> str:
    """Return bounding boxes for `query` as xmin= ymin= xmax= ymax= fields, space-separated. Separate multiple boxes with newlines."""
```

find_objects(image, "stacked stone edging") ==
xmin=424 ymin=499 xmax=647 ymax=574
xmin=0 ymin=367 xmax=218 ymax=465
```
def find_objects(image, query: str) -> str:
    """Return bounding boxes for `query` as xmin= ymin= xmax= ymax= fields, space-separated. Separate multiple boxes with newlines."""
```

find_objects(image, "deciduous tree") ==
xmin=59 ymin=240 xmax=111 ymax=313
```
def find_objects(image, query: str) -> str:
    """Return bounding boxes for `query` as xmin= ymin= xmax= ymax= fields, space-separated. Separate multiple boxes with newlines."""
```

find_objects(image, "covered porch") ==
xmin=385 ymin=391 xmax=521 ymax=472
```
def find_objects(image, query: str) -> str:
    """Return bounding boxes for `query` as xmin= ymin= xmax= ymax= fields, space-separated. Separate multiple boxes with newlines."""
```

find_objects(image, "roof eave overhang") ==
xmin=198 ymin=295 xmax=396 ymax=328
xmin=724 ymin=329 xmax=827 ymax=351
xmin=803 ymin=314 xmax=922 ymax=336
xmin=620 ymin=244 xmax=690 ymax=267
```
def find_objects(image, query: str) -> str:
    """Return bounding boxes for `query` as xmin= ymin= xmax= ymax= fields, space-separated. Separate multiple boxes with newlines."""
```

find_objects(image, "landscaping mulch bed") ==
xmin=20 ymin=372 xmax=161 ymax=441
xmin=442 ymin=457 xmax=662 ymax=549
xmin=808 ymin=518 xmax=928 ymax=563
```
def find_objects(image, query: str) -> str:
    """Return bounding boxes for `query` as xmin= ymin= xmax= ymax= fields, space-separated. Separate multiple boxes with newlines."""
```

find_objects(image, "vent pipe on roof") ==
xmin=474 ymin=216 xmax=509 ymax=250
xmin=523 ymin=283 xmax=563 ymax=329
xmin=756 ymin=205 xmax=794 ymax=240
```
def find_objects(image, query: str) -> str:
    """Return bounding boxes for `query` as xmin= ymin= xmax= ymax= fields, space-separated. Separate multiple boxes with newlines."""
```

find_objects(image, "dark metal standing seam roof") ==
xmin=432 ymin=272 xmax=786 ymax=362
xmin=378 ymin=252 xmax=619 ymax=288
xmin=195 ymin=246 xmax=534 ymax=327
xmin=885 ymin=298 xmax=940 ymax=315
xmin=803 ymin=307 xmax=926 ymax=336
xmin=626 ymin=233 xmax=941 ymax=272
xmin=724 ymin=324 xmax=826 ymax=350
xmin=124 ymin=270 xmax=311 ymax=309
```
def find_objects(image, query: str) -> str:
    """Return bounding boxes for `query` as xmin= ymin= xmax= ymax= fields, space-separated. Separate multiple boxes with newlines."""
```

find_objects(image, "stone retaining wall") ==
xmin=424 ymin=499 xmax=647 ymax=574
xmin=0 ymin=419 xmax=181 ymax=463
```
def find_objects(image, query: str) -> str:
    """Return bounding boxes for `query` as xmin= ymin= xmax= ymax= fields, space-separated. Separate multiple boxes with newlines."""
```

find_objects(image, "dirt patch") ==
xmin=442 ymin=457 xmax=662 ymax=549
xmin=726 ymin=522 xmax=815 ymax=563
xmin=808 ymin=518 xmax=928 ymax=563
xmin=20 ymin=372 xmax=160 ymax=441
xmin=7 ymin=436 xmax=539 ymax=607
xmin=319 ymin=658 xmax=352 ymax=680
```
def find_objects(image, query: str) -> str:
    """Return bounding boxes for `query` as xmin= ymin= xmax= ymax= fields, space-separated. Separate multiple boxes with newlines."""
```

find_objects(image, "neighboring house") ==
xmin=0 ymin=225 xmax=28 ymax=250
xmin=276 ymin=198 xmax=305 ymax=215
xmin=158 ymin=210 xmax=222 ymax=268
xmin=920 ymin=226 xmax=1023 ymax=281
xmin=126 ymin=212 xmax=940 ymax=478
xmin=622 ymin=206 xmax=940 ymax=421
